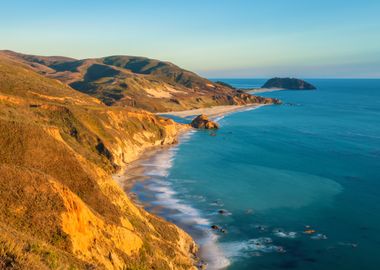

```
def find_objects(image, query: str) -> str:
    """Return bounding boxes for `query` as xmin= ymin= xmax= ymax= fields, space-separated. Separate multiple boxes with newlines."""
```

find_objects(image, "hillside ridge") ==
xmin=0 ymin=55 xmax=197 ymax=269
xmin=0 ymin=50 xmax=279 ymax=111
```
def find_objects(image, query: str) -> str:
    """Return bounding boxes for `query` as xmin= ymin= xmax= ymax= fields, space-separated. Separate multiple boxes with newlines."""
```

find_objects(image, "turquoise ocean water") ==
xmin=132 ymin=79 xmax=380 ymax=270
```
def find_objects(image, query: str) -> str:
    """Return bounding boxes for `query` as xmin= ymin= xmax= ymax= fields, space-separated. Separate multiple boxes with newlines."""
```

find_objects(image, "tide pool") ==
xmin=132 ymin=79 xmax=380 ymax=270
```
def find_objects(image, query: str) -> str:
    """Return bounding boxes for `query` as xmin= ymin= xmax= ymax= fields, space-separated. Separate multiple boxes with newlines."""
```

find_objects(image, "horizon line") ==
xmin=208 ymin=77 xmax=380 ymax=80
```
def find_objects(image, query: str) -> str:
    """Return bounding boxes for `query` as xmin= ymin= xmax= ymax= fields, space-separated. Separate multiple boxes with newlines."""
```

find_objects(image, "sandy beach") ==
xmin=116 ymin=104 xmax=262 ymax=191
xmin=116 ymin=102 xmax=269 ymax=193
xmin=114 ymin=147 xmax=166 ymax=191
xmin=159 ymin=103 xmax=265 ymax=119
xmin=115 ymin=104 xmax=265 ymax=191
xmin=115 ymin=128 xmax=230 ymax=269
xmin=116 ymin=102 xmax=277 ymax=269
xmin=245 ymin=87 xmax=286 ymax=94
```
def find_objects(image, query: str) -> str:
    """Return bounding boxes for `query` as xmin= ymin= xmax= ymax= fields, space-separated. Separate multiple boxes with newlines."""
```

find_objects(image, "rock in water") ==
xmin=191 ymin=114 xmax=219 ymax=129
xmin=211 ymin=225 xmax=221 ymax=230
xmin=262 ymin=77 xmax=316 ymax=90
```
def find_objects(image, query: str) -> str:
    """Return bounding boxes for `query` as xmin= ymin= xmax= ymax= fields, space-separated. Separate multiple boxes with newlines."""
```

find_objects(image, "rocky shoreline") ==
xmin=117 ymin=104 xmax=272 ymax=269
xmin=0 ymin=50 xmax=284 ymax=270
xmin=0 ymin=55 xmax=200 ymax=269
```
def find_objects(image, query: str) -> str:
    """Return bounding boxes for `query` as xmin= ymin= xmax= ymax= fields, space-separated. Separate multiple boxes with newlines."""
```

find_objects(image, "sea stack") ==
xmin=191 ymin=114 xmax=219 ymax=129
xmin=262 ymin=77 xmax=316 ymax=90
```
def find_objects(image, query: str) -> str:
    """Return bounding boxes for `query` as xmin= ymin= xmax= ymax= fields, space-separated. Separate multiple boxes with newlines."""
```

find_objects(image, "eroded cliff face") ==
xmin=0 ymin=56 xmax=196 ymax=269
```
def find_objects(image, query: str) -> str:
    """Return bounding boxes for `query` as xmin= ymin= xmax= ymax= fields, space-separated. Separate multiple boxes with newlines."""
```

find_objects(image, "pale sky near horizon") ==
xmin=1 ymin=0 xmax=380 ymax=78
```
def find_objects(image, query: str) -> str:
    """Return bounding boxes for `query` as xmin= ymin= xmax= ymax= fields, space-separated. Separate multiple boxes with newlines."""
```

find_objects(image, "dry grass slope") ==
xmin=0 ymin=50 xmax=279 ymax=112
xmin=0 ymin=56 xmax=196 ymax=269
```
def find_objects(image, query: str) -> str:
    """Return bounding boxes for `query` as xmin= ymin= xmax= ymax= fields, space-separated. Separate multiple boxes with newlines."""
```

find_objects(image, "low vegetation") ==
xmin=0 ymin=50 xmax=279 ymax=112
xmin=0 ymin=55 xmax=197 ymax=269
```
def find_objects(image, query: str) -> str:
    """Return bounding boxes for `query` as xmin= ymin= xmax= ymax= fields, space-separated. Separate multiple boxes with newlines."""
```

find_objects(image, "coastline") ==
xmin=159 ymin=103 xmax=265 ymax=119
xmin=244 ymin=87 xmax=286 ymax=94
xmin=114 ymin=145 xmax=173 ymax=198
xmin=117 ymin=104 xmax=268 ymax=269
xmin=114 ymin=80 xmax=380 ymax=270
xmin=115 ymin=130 xmax=230 ymax=270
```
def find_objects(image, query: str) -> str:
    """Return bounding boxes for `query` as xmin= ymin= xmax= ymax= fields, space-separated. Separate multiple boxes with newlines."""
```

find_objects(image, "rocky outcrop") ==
xmin=191 ymin=114 xmax=219 ymax=129
xmin=262 ymin=77 xmax=316 ymax=90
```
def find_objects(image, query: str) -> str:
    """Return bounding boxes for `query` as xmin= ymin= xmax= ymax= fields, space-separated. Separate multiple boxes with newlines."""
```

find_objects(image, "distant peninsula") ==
xmin=262 ymin=77 xmax=316 ymax=90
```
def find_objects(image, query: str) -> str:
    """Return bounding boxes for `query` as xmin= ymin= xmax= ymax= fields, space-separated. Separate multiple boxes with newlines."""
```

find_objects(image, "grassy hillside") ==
xmin=0 ymin=56 xmax=197 ymax=269
xmin=0 ymin=50 xmax=279 ymax=112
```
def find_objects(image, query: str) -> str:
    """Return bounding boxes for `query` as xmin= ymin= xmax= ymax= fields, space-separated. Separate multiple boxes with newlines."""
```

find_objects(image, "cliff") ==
xmin=0 ymin=56 xmax=197 ymax=269
xmin=0 ymin=50 xmax=279 ymax=112
xmin=262 ymin=77 xmax=316 ymax=90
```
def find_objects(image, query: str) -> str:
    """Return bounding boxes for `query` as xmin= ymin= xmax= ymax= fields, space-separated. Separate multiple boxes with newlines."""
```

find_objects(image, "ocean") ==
xmin=130 ymin=79 xmax=380 ymax=270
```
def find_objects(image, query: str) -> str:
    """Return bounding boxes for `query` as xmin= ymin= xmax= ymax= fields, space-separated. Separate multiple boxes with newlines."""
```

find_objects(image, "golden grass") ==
xmin=1 ymin=50 xmax=278 ymax=112
xmin=0 ymin=222 xmax=88 ymax=270
xmin=0 ymin=55 xmax=197 ymax=269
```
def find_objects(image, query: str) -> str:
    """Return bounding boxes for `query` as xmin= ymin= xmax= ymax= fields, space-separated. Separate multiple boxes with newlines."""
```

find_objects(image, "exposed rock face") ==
xmin=262 ymin=77 xmax=316 ymax=90
xmin=0 ymin=56 xmax=197 ymax=270
xmin=0 ymin=50 xmax=280 ymax=112
xmin=191 ymin=114 xmax=219 ymax=129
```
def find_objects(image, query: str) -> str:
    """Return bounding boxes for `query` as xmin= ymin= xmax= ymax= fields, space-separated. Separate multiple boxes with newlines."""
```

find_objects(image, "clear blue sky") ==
xmin=1 ymin=0 xmax=380 ymax=78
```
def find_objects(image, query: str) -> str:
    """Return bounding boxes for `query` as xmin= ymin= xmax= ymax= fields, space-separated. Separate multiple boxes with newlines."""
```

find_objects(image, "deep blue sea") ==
xmin=131 ymin=79 xmax=380 ymax=270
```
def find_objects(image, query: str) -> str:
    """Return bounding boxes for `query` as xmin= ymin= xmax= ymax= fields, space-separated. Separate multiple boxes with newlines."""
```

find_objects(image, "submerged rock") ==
xmin=217 ymin=209 xmax=231 ymax=216
xmin=218 ymin=209 xmax=227 ymax=215
xmin=210 ymin=225 xmax=227 ymax=234
xmin=211 ymin=225 xmax=221 ymax=230
xmin=191 ymin=114 xmax=219 ymax=129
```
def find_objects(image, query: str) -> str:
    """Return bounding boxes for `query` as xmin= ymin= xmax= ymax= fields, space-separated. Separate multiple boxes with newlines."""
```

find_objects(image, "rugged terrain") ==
xmin=0 ymin=55 xmax=198 ymax=269
xmin=0 ymin=50 xmax=278 ymax=112
xmin=0 ymin=51 xmax=281 ymax=269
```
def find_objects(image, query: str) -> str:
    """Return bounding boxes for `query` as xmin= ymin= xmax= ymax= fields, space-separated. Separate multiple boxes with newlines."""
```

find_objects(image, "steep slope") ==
xmin=0 ymin=50 xmax=279 ymax=112
xmin=0 ymin=56 xmax=197 ymax=269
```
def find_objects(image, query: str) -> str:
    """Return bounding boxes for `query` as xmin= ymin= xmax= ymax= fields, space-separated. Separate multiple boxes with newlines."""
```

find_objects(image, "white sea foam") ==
xmin=180 ymin=130 xmax=196 ymax=141
xmin=242 ymin=106 xmax=259 ymax=112
xmin=273 ymin=229 xmax=298 ymax=239
xmin=136 ymin=130 xmax=230 ymax=269
xmin=213 ymin=115 xmax=225 ymax=122
xmin=310 ymin=233 xmax=328 ymax=240
xmin=220 ymin=237 xmax=286 ymax=260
